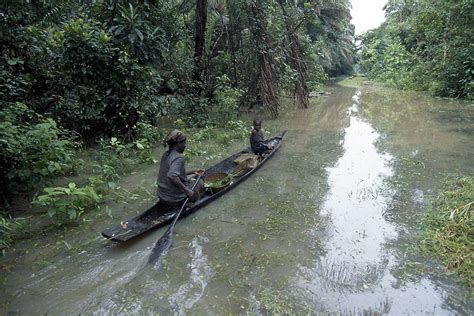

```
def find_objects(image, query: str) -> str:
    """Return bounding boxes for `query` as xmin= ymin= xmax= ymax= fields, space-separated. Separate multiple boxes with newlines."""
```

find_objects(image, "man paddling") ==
xmin=157 ymin=129 xmax=204 ymax=208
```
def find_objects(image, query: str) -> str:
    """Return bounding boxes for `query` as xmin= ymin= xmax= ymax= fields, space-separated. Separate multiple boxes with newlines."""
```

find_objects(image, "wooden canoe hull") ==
xmin=101 ymin=130 xmax=287 ymax=242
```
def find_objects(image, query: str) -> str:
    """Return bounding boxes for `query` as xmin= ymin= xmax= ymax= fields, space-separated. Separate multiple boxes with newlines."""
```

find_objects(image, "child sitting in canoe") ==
xmin=250 ymin=117 xmax=273 ymax=155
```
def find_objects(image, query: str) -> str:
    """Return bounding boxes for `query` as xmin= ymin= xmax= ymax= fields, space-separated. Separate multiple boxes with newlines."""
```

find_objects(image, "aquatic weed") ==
xmin=252 ymin=287 xmax=314 ymax=315
xmin=419 ymin=176 xmax=473 ymax=287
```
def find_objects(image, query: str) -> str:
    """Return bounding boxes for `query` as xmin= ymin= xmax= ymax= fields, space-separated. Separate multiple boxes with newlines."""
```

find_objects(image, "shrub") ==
xmin=164 ymin=94 xmax=211 ymax=127
xmin=210 ymin=75 xmax=244 ymax=124
xmin=0 ymin=103 xmax=80 ymax=202
xmin=94 ymin=135 xmax=155 ymax=181
xmin=32 ymin=182 xmax=102 ymax=225
xmin=95 ymin=137 xmax=134 ymax=181
xmin=0 ymin=215 xmax=24 ymax=250
xmin=134 ymin=121 xmax=162 ymax=145
xmin=226 ymin=120 xmax=249 ymax=140
xmin=25 ymin=17 xmax=163 ymax=137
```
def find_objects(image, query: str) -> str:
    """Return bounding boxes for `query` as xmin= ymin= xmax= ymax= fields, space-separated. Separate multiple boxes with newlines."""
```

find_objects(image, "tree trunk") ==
xmin=247 ymin=3 xmax=279 ymax=117
xmin=443 ymin=10 xmax=451 ymax=60
xmin=279 ymin=1 xmax=309 ymax=108
xmin=226 ymin=0 xmax=239 ymax=86
xmin=193 ymin=0 xmax=208 ymax=95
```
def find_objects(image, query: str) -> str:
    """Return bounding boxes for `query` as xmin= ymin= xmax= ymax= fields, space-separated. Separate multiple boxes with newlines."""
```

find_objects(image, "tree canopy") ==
xmin=1 ymin=0 xmax=356 ymax=137
xmin=357 ymin=0 xmax=473 ymax=99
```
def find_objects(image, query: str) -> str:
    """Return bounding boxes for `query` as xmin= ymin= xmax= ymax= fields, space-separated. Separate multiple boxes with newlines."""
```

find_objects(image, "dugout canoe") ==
xmin=101 ymin=130 xmax=287 ymax=242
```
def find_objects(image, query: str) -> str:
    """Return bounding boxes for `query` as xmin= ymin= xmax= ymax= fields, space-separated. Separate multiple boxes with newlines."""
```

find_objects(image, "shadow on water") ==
xmin=2 ymin=84 xmax=473 ymax=314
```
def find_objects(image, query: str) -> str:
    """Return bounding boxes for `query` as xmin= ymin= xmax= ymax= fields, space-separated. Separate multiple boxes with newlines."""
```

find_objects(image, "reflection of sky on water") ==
xmin=320 ymin=115 xmax=395 ymax=264
xmin=295 ymin=90 xmax=454 ymax=314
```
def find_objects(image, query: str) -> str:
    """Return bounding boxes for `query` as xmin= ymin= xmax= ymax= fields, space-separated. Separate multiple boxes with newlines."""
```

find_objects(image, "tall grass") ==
xmin=420 ymin=177 xmax=473 ymax=287
xmin=0 ymin=216 xmax=24 ymax=251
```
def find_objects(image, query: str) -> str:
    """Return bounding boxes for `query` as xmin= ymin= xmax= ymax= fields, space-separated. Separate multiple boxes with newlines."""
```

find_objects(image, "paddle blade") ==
xmin=148 ymin=229 xmax=173 ymax=264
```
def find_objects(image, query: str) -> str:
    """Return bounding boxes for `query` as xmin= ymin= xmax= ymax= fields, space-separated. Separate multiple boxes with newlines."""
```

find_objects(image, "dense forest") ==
xmin=357 ymin=0 xmax=473 ymax=99
xmin=1 ymin=0 xmax=355 ymax=135
xmin=1 ymin=0 xmax=355 ymax=229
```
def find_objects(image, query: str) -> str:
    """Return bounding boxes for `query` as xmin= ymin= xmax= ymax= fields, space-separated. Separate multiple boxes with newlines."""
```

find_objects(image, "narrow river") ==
xmin=2 ymin=82 xmax=473 ymax=314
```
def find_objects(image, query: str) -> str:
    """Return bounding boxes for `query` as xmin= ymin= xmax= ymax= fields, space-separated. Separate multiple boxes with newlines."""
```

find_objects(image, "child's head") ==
xmin=253 ymin=117 xmax=262 ymax=131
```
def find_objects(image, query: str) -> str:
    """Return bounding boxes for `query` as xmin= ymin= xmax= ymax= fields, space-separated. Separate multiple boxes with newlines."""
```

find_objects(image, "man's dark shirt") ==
xmin=157 ymin=150 xmax=187 ymax=203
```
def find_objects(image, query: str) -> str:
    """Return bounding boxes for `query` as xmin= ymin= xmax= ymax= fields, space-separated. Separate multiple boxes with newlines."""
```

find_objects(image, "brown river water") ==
xmin=1 ymin=81 xmax=473 ymax=314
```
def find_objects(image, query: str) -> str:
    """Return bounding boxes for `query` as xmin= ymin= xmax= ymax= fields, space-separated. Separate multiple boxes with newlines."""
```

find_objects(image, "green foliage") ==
xmin=132 ymin=120 xmax=163 ymax=161
xmin=304 ymin=0 xmax=355 ymax=76
xmin=0 ymin=215 xmax=25 ymax=250
xmin=1 ymin=0 xmax=356 ymax=138
xmin=191 ymin=120 xmax=248 ymax=143
xmin=419 ymin=177 xmax=474 ymax=287
xmin=0 ymin=58 xmax=28 ymax=101
xmin=109 ymin=3 xmax=147 ymax=60
xmin=33 ymin=182 xmax=102 ymax=226
xmin=0 ymin=0 xmax=356 ymax=207
xmin=87 ymin=175 xmax=108 ymax=195
xmin=163 ymin=95 xmax=211 ymax=127
xmin=226 ymin=120 xmax=250 ymax=140
xmin=0 ymin=11 xmax=163 ymax=137
xmin=305 ymin=42 xmax=328 ymax=90
xmin=211 ymin=75 xmax=244 ymax=124
xmin=358 ymin=1 xmax=473 ymax=99
xmin=0 ymin=103 xmax=79 ymax=198
xmin=37 ymin=17 xmax=162 ymax=135
xmin=94 ymin=135 xmax=155 ymax=181
xmin=95 ymin=137 xmax=136 ymax=181
xmin=182 ymin=119 xmax=250 ymax=161
xmin=362 ymin=39 xmax=416 ymax=88
xmin=134 ymin=121 xmax=162 ymax=145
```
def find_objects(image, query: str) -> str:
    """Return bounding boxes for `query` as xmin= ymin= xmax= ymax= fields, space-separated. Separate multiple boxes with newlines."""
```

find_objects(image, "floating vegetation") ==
xmin=251 ymin=195 xmax=316 ymax=241
xmin=419 ymin=176 xmax=473 ymax=288
xmin=384 ymin=154 xmax=427 ymax=194
xmin=251 ymin=287 xmax=314 ymax=315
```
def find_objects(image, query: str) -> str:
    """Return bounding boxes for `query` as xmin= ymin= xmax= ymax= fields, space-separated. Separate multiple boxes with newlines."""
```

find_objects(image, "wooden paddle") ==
xmin=148 ymin=173 xmax=203 ymax=264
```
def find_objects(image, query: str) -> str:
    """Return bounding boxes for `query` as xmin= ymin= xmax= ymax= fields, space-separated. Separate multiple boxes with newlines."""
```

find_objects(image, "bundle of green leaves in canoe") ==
xmin=204 ymin=172 xmax=232 ymax=193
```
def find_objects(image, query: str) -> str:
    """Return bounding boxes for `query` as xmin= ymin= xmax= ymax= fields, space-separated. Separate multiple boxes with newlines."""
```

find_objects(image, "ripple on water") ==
xmin=168 ymin=235 xmax=213 ymax=314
